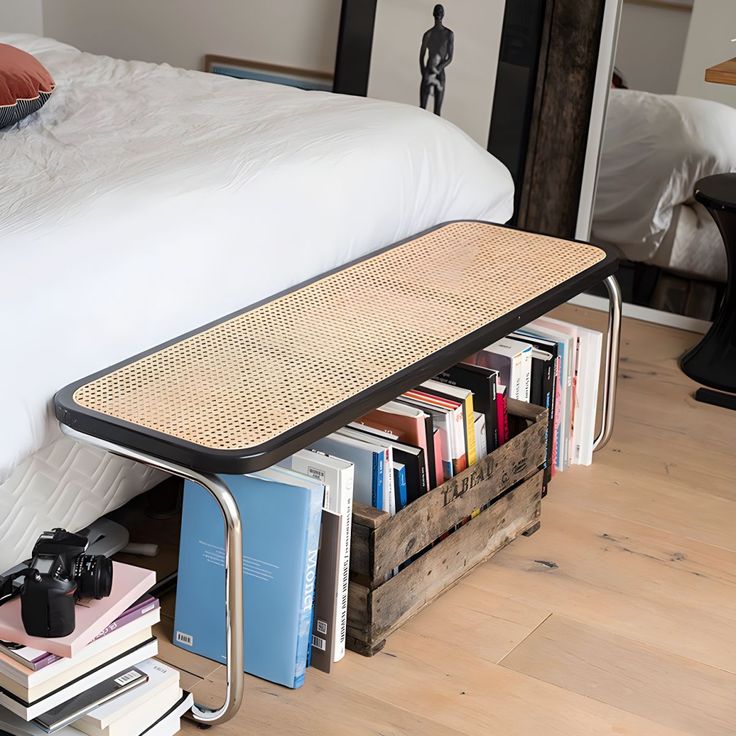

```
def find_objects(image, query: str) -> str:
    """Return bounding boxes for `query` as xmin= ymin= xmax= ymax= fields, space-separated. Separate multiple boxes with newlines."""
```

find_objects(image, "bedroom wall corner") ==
xmin=678 ymin=0 xmax=736 ymax=107
xmin=41 ymin=0 xmax=341 ymax=74
xmin=0 ymin=0 xmax=43 ymax=34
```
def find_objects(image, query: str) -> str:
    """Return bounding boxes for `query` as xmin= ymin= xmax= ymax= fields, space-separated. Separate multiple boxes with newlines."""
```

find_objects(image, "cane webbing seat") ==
xmin=55 ymin=221 xmax=617 ymax=472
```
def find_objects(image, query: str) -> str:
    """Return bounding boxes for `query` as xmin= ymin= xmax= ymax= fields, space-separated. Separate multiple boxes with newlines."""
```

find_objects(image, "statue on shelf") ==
xmin=419 ymin=4 xmax=454 ymax=116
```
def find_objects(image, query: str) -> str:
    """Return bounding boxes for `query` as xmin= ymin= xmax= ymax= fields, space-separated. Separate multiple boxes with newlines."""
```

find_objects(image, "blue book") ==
xmin=173 ymin=469 xmax=324 ymax=689
xmin=310 ymin=433 xmax=383 ymax=510
xmin=393 ymin=462 xmax=407 ymax=511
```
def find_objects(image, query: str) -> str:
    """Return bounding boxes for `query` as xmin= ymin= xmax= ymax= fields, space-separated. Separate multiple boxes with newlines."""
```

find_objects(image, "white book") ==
xmin=74 ymin=658 xmax=180 ymax=736
xmin=574 ymin=325 xmax=603 ymax=466
xmin=309 ymin=433 xmax=382 ymax=509
xmin=1 ymin=626 xmax=156 ymax=702
xmin=0 ymin=608 xmax=160 ymax=693
xmin=139 ymin=691 xmax=192 ymax=736
xmin=483 ymin=338 xmax=532 ymax=402
xmin=0 ymin=638 xmax=158 ymax=721
xmin=336 ymin=428 xmax=394 ymax=516
xmin=474 ymin=411 xmax=488 ymax=460
xmin=288 ymin=450 xmax=354 ymax=662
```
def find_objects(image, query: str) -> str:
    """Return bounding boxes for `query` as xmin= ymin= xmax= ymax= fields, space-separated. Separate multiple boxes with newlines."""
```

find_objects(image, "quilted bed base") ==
xmin=0 ymin=437 xmax=166 ymax=572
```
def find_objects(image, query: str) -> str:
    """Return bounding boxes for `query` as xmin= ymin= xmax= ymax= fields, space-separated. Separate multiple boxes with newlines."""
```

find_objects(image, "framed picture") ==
xmin=334 ymin=0 xmax=547 ymax=218
xmin=204 ymin=55 xmax=334 ymax=92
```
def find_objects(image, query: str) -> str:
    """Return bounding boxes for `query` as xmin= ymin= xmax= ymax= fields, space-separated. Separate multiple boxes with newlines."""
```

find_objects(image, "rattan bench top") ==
xmin=55 ymin=221 xmax=617 ymax=472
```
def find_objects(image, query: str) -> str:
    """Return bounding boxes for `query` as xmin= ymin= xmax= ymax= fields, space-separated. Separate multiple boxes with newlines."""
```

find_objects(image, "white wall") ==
xmin=614 ymin=1 xmax=691 ymax=94
xmin=678 ymin=0 xmax=736 ymax=106
xmin=0 ymin=0 xmax=43 ymax=34
xmin=42 ymin=0 xmax=341 ymax=73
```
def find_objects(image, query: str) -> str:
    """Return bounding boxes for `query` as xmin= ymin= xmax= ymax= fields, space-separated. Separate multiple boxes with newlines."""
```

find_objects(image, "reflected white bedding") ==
xmin=0 ymin=34 xmax=513 ymax=567
xmin=592 ymin=89 xmax=736 ymax=281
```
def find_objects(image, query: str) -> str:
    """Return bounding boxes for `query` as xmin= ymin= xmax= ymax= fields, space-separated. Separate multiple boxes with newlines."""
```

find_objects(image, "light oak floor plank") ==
xmin=466 ymin=500 xmax=736 ymax=673
xmin=326 ymin=629 xmax=694 ymax=736
xmin=501 ymin=614 xmax=736 ymax=736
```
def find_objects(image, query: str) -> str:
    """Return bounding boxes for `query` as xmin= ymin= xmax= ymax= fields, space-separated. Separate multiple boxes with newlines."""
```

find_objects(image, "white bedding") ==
xmin=592 ymin=89 xmax=736 ymax=280
xmin=0 ymin=34 xmax=512 ymax=564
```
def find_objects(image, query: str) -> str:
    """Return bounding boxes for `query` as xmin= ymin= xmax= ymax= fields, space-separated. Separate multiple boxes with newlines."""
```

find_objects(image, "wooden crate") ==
xmin=346 ymin=399 xmax=547 ymax=656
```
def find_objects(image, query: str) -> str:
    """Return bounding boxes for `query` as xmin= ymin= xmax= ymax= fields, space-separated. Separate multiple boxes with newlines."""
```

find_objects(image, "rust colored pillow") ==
xmin=0 ymin=44 xmax=55 ymax=128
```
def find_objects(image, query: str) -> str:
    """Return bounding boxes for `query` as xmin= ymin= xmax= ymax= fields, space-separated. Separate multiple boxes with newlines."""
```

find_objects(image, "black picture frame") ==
xmin=334 ymin=0 xmax=547 ymax=223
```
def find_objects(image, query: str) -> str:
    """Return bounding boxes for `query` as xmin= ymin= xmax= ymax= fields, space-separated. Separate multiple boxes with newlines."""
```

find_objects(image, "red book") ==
xmin=496 ymin=384 xmax=509 ymax=445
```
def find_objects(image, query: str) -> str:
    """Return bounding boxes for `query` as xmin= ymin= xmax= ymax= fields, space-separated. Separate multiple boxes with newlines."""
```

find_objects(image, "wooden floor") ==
xmin=180 ymin=306 xmax=736 ymax=736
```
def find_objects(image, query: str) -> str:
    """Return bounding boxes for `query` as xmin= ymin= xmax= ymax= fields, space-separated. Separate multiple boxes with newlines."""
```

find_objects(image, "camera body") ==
xmin=21 ymin=529 xmax=113 ymax=638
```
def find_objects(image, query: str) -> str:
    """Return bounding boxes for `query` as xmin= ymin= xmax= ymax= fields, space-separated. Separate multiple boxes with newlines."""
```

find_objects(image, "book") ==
xmin=572 ymin=324 xmax=602 ymax=466
xmin=472 ymin=338 xmax=532 ymax=403
xmin=408 ymin=388 xmax=467 ymax=475
xmin=308 ymin=510 xmax=340 ymax=674
xmin=0 ymin=638 xmax=157 ymax=721
xmin=309 ymin=433 xmax=383 ymax=510
xmin=74 ymin=659 xmax=180 ymax=736
xmin=0 ymin=689 xmax=191 ymax=736
xmin=496 ymin=384 xmax=509 ymax=445
xmin=523 ymin=318 xmax=577 ymax=468
xmin=522 ymin=320 xmax=574 ymax=470
xmin=512 ymin=331 xmax=559 ymax=485
xmin=32 ymin=667 xmax=148 ymax=733
xmin=140 ymin=691 xmax=193 ymax=736
xmin=333 ymin=428 xmax=394 ymax=515
xmin=392 ymin=462 xmax=408 ymax=511
xmin=473 ymin=412 xmax=488 ymax=460
xmin=286 ymin=449 xmax=353 ymax=662
xmin=0 ymin=624 xmax=156 ymax=702
xmin=347 ymin=423 xmax=428 ymax=504
xmin=0 ymin=564 xmax=156 ymax=658
xmin=173 ymin=469 xmax=323 ymax=689
xmin=437 ymin=364 xmax=499 ymax=452
xmin=421 ymin=379 xmax=477 ymax=466
xmin=0 ymin=596 xmax=159 ymax=674
xmin=357 ymin=401 xmax=435 ymax=490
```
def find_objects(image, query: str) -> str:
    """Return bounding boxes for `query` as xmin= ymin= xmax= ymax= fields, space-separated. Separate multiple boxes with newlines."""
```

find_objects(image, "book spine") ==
xmin=451 ymin=407 xmax=467 ymax=474
xmin=371 ymin=453 xmax=383 ymax=510
xmin=383 ymin=449 xmax=395 ymax=515
xmin=295 ymin=491 xmax=323 ymax=688
xmin=334 ymin=469 xmax=353 ymax=662
xmin=462 ymin=396 xmax=477 ymax=466
xmin=394 ymin=465 xmax=408 ymax=510
xmin=488 ymin=374 xmax=499 ymax=451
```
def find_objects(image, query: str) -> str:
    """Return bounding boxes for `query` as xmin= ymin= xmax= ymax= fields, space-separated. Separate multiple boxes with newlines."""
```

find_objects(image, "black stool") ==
xmin=680 ymin=173 xmax=736 ymax=408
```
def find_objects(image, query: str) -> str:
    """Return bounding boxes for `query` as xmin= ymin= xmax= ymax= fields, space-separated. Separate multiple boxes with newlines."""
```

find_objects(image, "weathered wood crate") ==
xmin=346 ymin=399 xmax=547 ymax=656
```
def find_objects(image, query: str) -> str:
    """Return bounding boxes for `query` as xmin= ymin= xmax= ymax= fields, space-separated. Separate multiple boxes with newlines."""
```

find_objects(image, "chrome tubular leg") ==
xmin=593 ymin=274 xmax=622 ymax=451
xmin=59 ymin=426 xmax=245 ymax=726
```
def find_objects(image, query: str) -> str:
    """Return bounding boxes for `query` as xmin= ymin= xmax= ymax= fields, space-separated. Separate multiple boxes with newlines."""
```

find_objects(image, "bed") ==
xmin=0 ymin=34 xmax=514 ymax=572
xmin=592 ymin=88 xmax=736 ymax=283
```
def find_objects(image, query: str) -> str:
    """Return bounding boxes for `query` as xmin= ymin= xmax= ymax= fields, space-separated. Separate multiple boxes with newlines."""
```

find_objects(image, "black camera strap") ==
xmin=0 ymin=568 xmax=32 ymax=608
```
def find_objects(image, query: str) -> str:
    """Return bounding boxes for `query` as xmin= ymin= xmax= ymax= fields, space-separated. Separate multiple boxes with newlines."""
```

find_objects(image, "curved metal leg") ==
xmin=59 ymin=426 xmax=245 ymax=726
xmin=593 ymin=274 xmax=622 ymax=451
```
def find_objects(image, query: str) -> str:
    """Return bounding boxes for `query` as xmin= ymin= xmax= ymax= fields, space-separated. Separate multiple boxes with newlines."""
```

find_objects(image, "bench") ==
xmin=54 ymin=221 xmax=620 ymax=725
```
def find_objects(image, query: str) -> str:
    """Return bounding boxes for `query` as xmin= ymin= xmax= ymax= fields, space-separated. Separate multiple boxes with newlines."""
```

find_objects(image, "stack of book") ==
xmin=0 ymin=564 xmax=191 ymax=735
xmin=172 ymin=315 xmax=603 ymax=691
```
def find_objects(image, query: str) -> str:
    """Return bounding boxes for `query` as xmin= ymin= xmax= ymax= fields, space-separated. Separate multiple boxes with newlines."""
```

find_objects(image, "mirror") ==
xmin=589 ymin=0 xmax=736 ymax=323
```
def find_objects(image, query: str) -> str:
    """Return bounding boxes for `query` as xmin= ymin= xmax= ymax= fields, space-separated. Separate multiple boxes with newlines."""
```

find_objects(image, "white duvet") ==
xmin=592 ymin=89 xmax=736 ymax=277
xmin=0 ymin=34 xmax=513 ymax=483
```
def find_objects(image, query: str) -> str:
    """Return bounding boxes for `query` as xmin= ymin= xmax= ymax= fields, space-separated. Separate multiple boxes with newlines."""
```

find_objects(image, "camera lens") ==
xmin=74 ymin=555 xmax=113 ymax=599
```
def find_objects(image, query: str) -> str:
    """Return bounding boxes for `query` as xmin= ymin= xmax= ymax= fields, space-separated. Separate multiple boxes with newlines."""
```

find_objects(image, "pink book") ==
xmin=0 ymin=563 xmax=155 ymax=658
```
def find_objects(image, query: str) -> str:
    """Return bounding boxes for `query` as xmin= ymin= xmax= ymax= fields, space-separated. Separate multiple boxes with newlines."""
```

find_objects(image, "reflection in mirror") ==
xmin=590 ymin=0 xmax=736 ymax=322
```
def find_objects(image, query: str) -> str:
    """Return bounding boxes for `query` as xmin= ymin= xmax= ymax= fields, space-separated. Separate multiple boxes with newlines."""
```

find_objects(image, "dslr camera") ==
xmin=21 ymin=529 xmax=113 ymax=637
